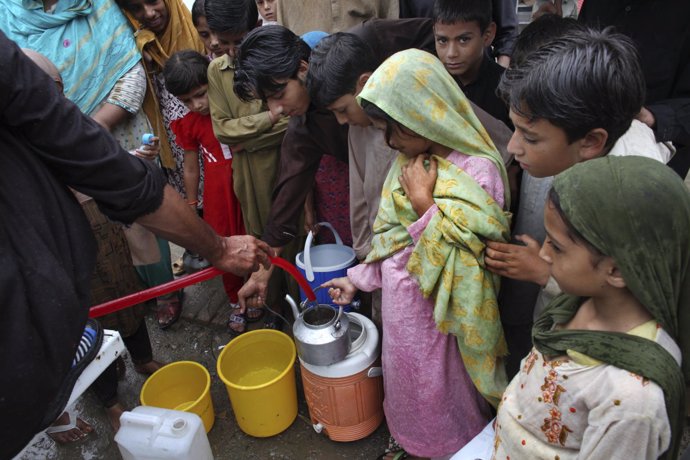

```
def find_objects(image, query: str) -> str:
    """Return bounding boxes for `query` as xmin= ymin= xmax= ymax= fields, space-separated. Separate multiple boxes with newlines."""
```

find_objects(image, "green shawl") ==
xmin=533 ymin=156 xmax=690 ymax=459
xmin=358 ymin=49 xmax=512 ymax=406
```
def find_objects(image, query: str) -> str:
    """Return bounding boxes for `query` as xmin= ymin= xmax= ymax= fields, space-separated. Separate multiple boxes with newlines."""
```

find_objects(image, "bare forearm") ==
xmin=91 ymin=103 xmax=131 ymax=132
xmin=136 ymin=185 xmax=224 ymax=263
xmin=183 ymin=151 xmax=201 ymax=203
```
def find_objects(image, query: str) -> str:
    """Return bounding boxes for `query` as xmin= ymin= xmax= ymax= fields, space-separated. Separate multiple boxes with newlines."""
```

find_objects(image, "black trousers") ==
xmin=90 ymin=319 xmax=153 ymax=407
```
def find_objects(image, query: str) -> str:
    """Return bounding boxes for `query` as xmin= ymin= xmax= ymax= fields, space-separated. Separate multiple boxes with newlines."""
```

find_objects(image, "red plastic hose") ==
xmin=89 ymin=267 xmax=223 ymax=318
xmin=89 ymin=256 xmax=315 ymax=318
xmin=269 ymin=256 xmax=316 ymax=301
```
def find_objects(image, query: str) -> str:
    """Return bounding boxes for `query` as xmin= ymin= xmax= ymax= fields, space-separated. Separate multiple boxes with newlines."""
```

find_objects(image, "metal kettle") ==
xmin=285 ymin=294 xmax=351 ymax=366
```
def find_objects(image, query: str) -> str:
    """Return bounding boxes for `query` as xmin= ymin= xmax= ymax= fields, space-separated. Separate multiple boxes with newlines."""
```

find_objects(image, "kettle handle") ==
xmin=333 ymin=304 xmax=344 ymax=330
xmin=304 ymin=222 xmax=343 ymax=282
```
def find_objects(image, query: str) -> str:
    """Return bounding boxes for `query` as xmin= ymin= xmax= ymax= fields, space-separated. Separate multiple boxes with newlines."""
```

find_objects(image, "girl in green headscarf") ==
xmin=324 ymin=48 xmax=511 ymax=458
xmin=459 ymin=155 xmax=688 ymax=460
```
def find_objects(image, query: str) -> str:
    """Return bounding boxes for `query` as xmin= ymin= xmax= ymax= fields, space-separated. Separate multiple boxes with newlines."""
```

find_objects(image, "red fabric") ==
xmin=313 ymin=154 xmax=352 ymax=246
xmin=171 ymin=112 xmax=245 ymax=302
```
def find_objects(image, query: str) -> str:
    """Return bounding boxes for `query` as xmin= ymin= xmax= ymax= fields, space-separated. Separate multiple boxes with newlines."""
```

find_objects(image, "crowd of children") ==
xmin=3 ymin=0 xmax=689 ymax=458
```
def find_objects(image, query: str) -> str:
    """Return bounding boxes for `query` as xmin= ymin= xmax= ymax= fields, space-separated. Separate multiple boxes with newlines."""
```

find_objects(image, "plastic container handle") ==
xmin=120 ymin=411 xmax=162 ymax=431
xmin=304 ymin=222 xmax=343 ymax=282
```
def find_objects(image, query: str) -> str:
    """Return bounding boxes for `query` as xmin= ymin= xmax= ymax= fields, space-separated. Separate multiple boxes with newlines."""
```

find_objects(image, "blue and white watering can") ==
xmin=295 ymin=222 xmax=357 ymax=309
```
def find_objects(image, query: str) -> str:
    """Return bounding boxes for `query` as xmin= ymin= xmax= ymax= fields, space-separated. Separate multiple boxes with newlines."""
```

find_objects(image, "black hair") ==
xmin=191 ymin=0 xmax=206 ymax=26
xmin=233 ymin=25 xmax=311 ymax=102
xmin=360 ymin=99 xmax=417 ymax=149
xmin=498 ymin=27 xmax=645 ymax=150
xmin=162 ymin=50 xmax=209 ymax=96
xmin=306 ymin=32 xmax=377 ymax=108
xmin=511 ymin=14 xmax=585 ymax=68
xmin=433 ymin=0 xmax=492 ymax=32
xmin=204 ymin=0 xmax=257 ymax=34
xmin=547 ymin=187 xmax=605 ymax=262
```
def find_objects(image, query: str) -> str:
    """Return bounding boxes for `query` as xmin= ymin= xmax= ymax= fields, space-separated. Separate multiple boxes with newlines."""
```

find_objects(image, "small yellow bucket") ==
xmin=140 ymin=361 xmax=214 ymax=432
xmin=217 ymin=329 xmax=297 ymax=437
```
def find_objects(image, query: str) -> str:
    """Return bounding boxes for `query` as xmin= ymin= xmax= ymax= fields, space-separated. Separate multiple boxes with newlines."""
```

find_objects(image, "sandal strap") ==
xmin=228 ymin=313 xmax=246 ymax=325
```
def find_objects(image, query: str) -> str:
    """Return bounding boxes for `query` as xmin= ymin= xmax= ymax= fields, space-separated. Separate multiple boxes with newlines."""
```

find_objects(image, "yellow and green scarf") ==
xmin=359 ymin=49 xmax=512 ymax=406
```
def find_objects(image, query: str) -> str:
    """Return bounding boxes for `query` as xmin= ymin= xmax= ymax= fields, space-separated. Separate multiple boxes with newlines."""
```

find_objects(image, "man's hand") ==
xmin=485 ymin=234 xmax=550 ymax=285
xmin=214 ymin=235 xmax=272 ymax=277
xmin=238 ymin=265 xmax=274 ymax=312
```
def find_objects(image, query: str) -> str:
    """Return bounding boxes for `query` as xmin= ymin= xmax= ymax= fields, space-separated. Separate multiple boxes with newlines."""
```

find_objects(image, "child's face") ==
xmin=327 ymin=94 xmax=371 ymax=127
xmin=123 ymin=0 xmax=169 ymax=35
xmin=177 ymin=84 xmax=210 ymax=116
xmin=265 ymin=78 xmax=310 ymax=117
xmin=264 ymin=62 xmax=310 ymax=117
xmin=371 ymin=119 xmax=432 ymax=158
xmin=215 ymin=30 xmax=248 ymax=58
xmin=434 ymin=20 xmax=495 ymax=85
xmin=508 ymin=108 xmax=583 ymax=178
xmin=256 ymin=0 xmax=277 ymax=22
xmin=194 ymin=16 xmax=221 ymax=59
xmin=540 ymin=202 xmax=607 ymax=297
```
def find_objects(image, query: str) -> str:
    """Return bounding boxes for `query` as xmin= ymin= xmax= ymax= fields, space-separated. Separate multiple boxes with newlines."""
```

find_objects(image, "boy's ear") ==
xmin=578 ymin=128 xmax=609 ymax=161
xmin=354 ymin=72 xmax=372 ymax=94
xmin=604 ymin=260 xmax=627 ymax=289
xmin=483 ymin=22 xmax=497 ymax=47
xmin=297 ymin=59 xmax=309 ymax=80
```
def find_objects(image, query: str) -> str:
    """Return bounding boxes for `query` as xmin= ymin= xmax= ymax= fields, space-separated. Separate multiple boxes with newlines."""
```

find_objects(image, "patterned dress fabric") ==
xmin=349 ymin=151 xmax=507 ymax=457
xmin=358 ymin=48 xmax=512 ymax=407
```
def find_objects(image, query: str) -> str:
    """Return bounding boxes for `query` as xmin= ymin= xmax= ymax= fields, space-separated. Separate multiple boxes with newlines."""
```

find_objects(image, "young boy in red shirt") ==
xmin=164 ymin=50 xmax=245 ymax=317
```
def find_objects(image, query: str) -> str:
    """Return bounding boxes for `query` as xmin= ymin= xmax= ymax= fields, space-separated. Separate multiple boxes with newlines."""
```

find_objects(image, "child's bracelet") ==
xmin=187 ymin=200 xmax=199 ymax=207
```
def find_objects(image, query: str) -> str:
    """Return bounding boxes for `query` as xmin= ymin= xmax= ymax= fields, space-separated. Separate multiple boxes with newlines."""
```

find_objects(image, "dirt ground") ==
xmin=16 ymin=315 xmax=390 ymax=460
xmin=13 ymin=249 xmax=690 ymax=459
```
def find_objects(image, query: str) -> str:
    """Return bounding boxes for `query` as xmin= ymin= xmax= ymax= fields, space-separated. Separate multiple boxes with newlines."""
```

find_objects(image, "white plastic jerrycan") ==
xmin=115 ymin=406 xmax=214 ymax=460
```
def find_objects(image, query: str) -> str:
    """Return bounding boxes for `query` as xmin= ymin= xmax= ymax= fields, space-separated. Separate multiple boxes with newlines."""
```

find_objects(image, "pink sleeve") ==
xmin=457 ymin=156 xmax=506 ymax=208
xmin=407 ymin=203 xmax=439 ymax=243
xmin=347 ymin=261 xmax=383 ymax=292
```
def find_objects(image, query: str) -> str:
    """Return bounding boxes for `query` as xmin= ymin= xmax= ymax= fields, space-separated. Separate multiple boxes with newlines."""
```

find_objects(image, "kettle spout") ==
xmin=284 ymin=294 xmax=300 ymax=321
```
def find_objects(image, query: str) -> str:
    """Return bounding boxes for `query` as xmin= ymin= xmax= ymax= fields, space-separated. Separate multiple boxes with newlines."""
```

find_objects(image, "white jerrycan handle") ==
xmin=304 ymin=222 xmax=343 ymax=282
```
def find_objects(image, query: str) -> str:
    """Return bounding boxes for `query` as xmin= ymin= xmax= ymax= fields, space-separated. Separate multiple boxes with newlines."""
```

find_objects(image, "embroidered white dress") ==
xmin=492 ymin=321 xmax=678 ymax=460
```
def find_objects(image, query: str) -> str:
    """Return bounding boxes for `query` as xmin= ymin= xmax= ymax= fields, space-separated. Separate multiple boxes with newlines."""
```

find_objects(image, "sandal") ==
xmin=172 ymin=257 xmax=185 ymax=276
xmin=376 ymin=436 xmax=409 ymax=460
xmin=263 ymin=312 xmax=283 ymax=331
xmin=45 ymin=410 xmax=93 ymax=444
xmin=156 ymin=293 xmax=182 ymax=330
xmin=246 ymin=306 xmax=266 ymax=323
xmin=228 ymin=310 xmax=247 ymax=338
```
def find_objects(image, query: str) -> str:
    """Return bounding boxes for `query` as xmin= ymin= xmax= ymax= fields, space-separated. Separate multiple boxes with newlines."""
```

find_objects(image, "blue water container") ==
xmin=295 ymin=222 xmax=357 ymax=311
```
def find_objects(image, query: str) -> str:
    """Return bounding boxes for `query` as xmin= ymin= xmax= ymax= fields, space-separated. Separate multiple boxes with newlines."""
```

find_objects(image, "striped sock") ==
xmin=71 ymin=325 xmax=97 ymax=368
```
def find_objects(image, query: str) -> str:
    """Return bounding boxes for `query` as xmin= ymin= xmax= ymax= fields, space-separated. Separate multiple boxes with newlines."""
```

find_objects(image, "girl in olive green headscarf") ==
xmin=474 ymin=155 xmax=689 ymax=460
xmin=324 ymin=49 xmax=511 ymax=458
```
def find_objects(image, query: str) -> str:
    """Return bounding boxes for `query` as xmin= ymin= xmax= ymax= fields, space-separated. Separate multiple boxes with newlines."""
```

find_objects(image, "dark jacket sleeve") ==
xmin=0 ymin=32 xmax=166 ymax=224
xmin=262 ymin=109 xmax=349 ymax=247
xmin=492 ymin=0 xmax=518 ymax=58
xmin=579 ymin=0 xmax=690 ymax=147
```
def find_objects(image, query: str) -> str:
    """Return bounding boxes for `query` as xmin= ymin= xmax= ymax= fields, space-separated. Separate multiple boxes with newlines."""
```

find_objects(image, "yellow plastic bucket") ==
xmin=140 ymin=361 xmax=214 ymax=432
xmin=217 ymin=329 xmax=297 ymax=437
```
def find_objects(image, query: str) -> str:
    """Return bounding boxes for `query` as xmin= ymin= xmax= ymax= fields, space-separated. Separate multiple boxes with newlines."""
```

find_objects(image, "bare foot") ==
xmin=45 ymin=411 xmax=93 ymax=444
xmin=134 ymin=360 xmax=165 ymax=375
xmin=105 ymin=403 xmax=125 ymax=433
